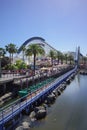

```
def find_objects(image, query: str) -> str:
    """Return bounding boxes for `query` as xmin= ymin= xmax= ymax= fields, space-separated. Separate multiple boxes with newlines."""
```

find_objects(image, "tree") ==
xmin=5 ymin=64 xmax=18 ymax=70
xmin=15 ymin=59 xmax=27 ymax=69
xmin=68 ymin=54 xmax=74 ymax=64
xmin=60 ymin=52 xmax=64 ymax=64
xmin=64 ymin=53 xmax=68 ymax=64
xmin=5 ymin=43 xmax=18 ymax=64
xmin=56 ymin=51 xmax=62 ymax=64
xmin=21 ymin=45 xmax=26 ymax=61
xmin=0 ymin=48 xmax=6 ymax=77
xmin=49 ymin=50 xmax=55 ymax=66
xmin=25 ymin=44 xmax=45 ymax=75
xmin=0 ymin=48 xmax=6 ymax=57
xmin=0 ymin=47 xmax=7 ymax=67
xmin=1 ymin=57 xmax=10 ymax=68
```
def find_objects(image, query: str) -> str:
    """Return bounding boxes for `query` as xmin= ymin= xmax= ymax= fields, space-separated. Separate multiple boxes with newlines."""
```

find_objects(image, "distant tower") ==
xmin=78 ymin=46 xmax=80 ymax=66
xmin=75 ymin=46 xmax=80 ymax=67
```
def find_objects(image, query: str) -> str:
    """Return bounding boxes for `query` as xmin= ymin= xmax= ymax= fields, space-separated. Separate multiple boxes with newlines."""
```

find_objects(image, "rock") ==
xmin=48 ymin=93 xmax=56 ymax=99
xmin=31 ymin=118 xmax=36 ymax=122
xmin=44 ymin=99 xmax=48 ymax=104
xmin=42 ymin=103 xmax=47 ymax=110
xmin=35 ymin=109 xmax=47 ymax=120
xmin=34 ymin=105 xmax=46 ymax=113
xmin=66 ymin=79 xmax=70 ymax=84
xmin=70 ymin=75 xmax=74 ymax=80
xmin=0 ymin=99 xmax=4 ymax=106
xmin=22 ymin=121 xmax=30 ymax=130
xmin=16 ymin=122 xmax=30 ymax=130
xmin=52 ymin=90 xmax=58 ymax=96
xmin=46 ymin=93 xmax=56 ymax=104
xmin=62 ymin=82 xmax=66 ymax=87
xmin=34 ymin=107 xmax=40 ymax=113
xmin=15 ymin=126 xmax=23 ymax=130
xmin=59 ymin=87 xmax=64 ymax=92
xmin=57 ymin=89 xmax=61 ymax=95
xmin=31 ymin=105 xmax=47 ymax=120
xmin=59 ymin=84 xmax=66 ymax=92
xmin=30 ymin=111 xmax=36 ymax=118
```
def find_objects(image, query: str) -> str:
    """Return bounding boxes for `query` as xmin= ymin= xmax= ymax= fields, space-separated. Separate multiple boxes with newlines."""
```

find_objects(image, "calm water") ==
xmin=20 ymin=74 xmax=87 ymax=130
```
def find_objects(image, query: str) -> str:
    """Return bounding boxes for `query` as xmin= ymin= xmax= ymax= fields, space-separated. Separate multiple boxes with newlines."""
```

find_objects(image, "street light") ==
xmin=0 ymin=50 xmax=3 ymax=78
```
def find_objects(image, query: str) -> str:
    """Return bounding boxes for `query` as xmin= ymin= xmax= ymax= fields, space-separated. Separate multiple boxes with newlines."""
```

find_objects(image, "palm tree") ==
xmin=49 ymin=50 xmax=55 ymax=66
xmin=0 ymin=48 xmax=6 ymax=78
xmin=56 ymin=51 xmax=61 ymax=64
xmin=25 ymin=44 xmax=45 ymax=75
xmin=0 ymin=48 xmax=6 ymax=57
xmin=64 ymin=53 xmax=68 ymax=64
xmin=21 ymin=45 xmax=26 ymax=62
xmin=5 ymin=43 xmax=17 ymax=64
xmin=60 ymin=52 xmax=64 ymax=64
xmin=68 ymin=54 xmax=74 ymax=65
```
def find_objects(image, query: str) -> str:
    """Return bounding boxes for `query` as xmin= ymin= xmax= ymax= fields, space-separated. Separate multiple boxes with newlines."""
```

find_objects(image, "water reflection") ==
xmin=76 ymin=73 xmax=80 ymax=87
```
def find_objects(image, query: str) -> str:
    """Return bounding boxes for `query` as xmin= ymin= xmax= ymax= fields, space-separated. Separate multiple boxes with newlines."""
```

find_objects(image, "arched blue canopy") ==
xmin=17 ymin=37 xmax=45 ymax=54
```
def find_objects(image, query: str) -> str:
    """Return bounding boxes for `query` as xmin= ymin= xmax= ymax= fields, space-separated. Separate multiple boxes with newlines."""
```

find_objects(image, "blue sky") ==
xmin=0 ymin=0 xmax=87 ymax=55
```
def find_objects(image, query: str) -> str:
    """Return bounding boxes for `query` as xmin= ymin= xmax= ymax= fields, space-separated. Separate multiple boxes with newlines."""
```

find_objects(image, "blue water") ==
xmin=29 ymin=74 xmax=87 ymax=130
